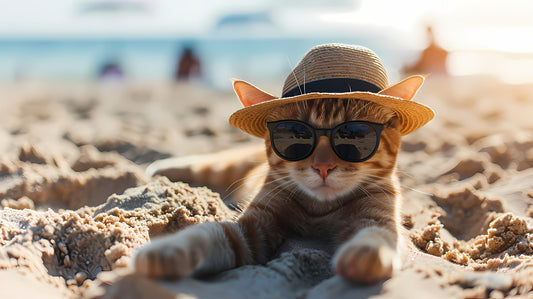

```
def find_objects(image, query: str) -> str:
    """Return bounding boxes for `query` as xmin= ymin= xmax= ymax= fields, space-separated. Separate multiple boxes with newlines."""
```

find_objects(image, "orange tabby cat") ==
xmin=134 ymin=44 xmax=434 ymax=284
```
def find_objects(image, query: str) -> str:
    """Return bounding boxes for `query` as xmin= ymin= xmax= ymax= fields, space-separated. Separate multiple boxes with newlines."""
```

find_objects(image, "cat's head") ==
xmin=231 ymin=57 xmax=429 ymax=202
xmin=265 ymin=99 xmax=401 ymax=201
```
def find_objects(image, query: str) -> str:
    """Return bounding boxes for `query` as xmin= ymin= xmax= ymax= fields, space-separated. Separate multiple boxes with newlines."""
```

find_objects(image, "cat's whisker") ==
xmin=254 ymin=175 xmax=292 ymax=204
xmin=360 ymin=177 xmax=400 ymax=200
xmin=226 ymin=169 xmax=288 ymax=192
xmin=223 ymin=170 xmax=290 ymax=201
xmin=359 ymin=179 xmax=396 ymax=200
xmin=264 ymin=174 xmax=292 ymax=186
xmin=222 ymin=183 xmax=248 ymax=202
xmin=302 ymin=62 xmax=306 ymax=94
xmin=267 ymin=181 xmax=297 ymax=205
xmin=286 ymin=185 xmax=302 ymax=201
xmin=257 ymin=179 xmax=295 ymax=206
xmin=360 ymin=175 xmax=397 ymax=190
xmin=352 ymin=185 xmax=378 ymax=203
xmin=363 ymin=173 xmax=433 ymax=196
xmin=352 ymin=180 xmax=375 ymax=199
xmin=357 ymin=168 xmax=415 ymax=178
xmin=377 ymin=168 xmax=420 ymax=179
xmin=258 ymin=174 xmax=291 ymax=191
xmin=286 ymin=56 xmax=302 ymax=95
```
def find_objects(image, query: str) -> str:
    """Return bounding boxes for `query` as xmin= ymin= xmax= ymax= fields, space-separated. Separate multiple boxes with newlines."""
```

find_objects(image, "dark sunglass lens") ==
xmin=271 ymin=122 xmax=314 ymax=160
xmin=333 ymin=123 xmax=378 ymax=161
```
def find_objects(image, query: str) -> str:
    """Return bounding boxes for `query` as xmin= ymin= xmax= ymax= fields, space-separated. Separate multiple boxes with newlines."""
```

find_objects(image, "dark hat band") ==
xmin=282 ymin=78 xmax=382 ymax=98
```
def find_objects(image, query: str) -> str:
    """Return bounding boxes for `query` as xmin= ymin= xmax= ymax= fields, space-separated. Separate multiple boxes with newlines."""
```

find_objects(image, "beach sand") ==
xmin=1 ymin=76 xmax=533 ymax=298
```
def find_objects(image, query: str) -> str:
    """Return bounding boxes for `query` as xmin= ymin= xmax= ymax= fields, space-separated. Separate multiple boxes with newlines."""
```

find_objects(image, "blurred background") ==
xmin=1 ymin=0 xmax=533 ymax=89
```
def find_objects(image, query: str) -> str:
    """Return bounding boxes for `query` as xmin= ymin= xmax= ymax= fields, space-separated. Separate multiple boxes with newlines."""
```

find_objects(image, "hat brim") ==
xmin=229 ymin=91 xmax=435 ymax=138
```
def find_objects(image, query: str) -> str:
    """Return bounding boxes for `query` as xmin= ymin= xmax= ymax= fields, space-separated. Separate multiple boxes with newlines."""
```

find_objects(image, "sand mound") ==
xmin=0 ymin=177 xmax=232 ymax=298
xmin=0 ymin=144 xmax=145 ymax=210
xmin=1 ymin=78 xmax=533 ymax=298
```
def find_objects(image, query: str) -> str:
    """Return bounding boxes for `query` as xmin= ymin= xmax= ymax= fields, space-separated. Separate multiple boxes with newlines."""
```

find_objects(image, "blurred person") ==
xmin=175 ymin=47 xmax=202 ymax=81
xmin=98 ymin=60 xmax=125 ymax=81
xmin=403 ymin=26 xmax=448 ymax=75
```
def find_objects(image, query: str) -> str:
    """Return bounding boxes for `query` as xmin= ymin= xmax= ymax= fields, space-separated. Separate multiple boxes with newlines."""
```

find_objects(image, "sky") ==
xmin=1 ymin=0 xmax=532 ymax=53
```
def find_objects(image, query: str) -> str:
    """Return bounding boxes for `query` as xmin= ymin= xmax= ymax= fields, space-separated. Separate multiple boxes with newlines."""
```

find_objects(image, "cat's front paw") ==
xmin=134 ymin=229 xmax=209 ymax=280
xmin=333 ymin=242 xmax=395 ymax=284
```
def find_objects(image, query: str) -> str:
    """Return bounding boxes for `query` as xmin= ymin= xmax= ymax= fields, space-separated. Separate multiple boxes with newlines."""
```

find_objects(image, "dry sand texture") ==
xmin=1 ymin=77 xmax=533 ymax=298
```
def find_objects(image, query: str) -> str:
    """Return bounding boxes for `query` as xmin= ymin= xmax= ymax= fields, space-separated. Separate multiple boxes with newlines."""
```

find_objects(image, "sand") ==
xmin=1 ymin=76 xmax=533 ymax=298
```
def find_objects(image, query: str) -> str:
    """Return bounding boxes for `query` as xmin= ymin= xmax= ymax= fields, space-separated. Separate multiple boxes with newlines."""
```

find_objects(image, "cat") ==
xmin=134 ymin=44 xmax=432 ymax=284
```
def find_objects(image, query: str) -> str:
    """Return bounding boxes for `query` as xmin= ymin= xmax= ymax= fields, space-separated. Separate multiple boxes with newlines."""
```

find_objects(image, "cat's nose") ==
xmin=312 ymin=163 xmax=336 ymax=181
xmin=312 ymin=136 xmax=337 ymax=181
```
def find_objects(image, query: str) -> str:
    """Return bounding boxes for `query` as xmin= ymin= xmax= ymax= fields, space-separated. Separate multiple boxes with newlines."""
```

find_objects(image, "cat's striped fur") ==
xmin=135 ymin=98 xmax=404 ymax=284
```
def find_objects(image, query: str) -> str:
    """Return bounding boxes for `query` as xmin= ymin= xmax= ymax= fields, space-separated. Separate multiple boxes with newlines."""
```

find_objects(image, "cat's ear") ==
xmin=378 ymin=75 xmax=427 ymax=100
xmin=233 ymin=79 xmax=277 ymax=107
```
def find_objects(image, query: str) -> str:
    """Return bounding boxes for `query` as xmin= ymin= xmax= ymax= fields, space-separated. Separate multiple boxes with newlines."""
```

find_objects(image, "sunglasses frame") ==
xmin=266 ymin=120 xmax=384 ymax=162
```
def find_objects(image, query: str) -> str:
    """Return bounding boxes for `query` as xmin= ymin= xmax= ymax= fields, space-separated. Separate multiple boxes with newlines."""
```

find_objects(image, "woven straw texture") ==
xmin=229 ymin=44 xmax=435 ymax=138
xmin=282 ymin=44 xmax=389 ymax=95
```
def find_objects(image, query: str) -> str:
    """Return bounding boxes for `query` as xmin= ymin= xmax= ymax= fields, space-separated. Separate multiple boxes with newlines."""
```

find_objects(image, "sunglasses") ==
xmin=266 ymin=120 xmax=384 ymax=162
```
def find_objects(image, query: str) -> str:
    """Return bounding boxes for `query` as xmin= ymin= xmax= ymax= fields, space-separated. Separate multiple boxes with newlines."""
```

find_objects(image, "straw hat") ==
xmin=229 ymin=43 xmax=435 ymax=138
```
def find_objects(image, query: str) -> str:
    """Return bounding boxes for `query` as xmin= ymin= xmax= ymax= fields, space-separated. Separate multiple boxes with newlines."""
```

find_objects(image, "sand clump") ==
xmin=0 ymin=177 xmax=232 ymax=297
xmin=412 ymin=212 xmax=532 ymax=260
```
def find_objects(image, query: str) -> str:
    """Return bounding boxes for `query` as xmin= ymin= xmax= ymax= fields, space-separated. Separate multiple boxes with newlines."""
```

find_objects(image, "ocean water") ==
xmin=0 ymin=38 xmax=410 ymax=89
xmin=3 ymin=37 xmax=530 ymax=88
